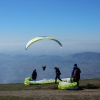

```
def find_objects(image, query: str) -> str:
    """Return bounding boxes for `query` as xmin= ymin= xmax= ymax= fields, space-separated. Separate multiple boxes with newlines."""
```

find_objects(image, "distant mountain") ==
xmin=68 ymin=52 xmax=100 ymax=62
xmin=65 ymin=52 xmax=100 ymax=79
xmin=0 ymin=52 xmax=100 ymax=84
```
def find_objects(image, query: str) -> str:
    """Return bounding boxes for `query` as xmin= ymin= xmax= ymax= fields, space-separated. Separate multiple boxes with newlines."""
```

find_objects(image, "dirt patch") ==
xmin=0 ymin=89 xmax=100 ymax=97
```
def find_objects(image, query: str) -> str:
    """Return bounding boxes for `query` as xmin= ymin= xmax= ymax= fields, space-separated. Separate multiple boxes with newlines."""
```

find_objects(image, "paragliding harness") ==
xmin=42 ymin=65 xmax=46 ymax=71
xmin=73 ymin=69 xmax=80 ymax=82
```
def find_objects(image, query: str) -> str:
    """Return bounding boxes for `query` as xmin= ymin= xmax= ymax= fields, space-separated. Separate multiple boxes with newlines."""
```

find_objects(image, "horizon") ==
xmin=0 ymin=51 xmax=100 ymax=57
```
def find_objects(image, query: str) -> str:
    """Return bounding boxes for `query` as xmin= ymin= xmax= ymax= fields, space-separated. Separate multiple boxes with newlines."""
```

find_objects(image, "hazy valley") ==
xmin=0 ymin=52 xmax=100 ymax=84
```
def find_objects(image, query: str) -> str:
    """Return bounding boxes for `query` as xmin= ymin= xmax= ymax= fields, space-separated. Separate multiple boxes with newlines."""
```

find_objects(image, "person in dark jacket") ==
xmin=54 ymin=67 xmax=62 ymax=83
xmin=32 ymin=69 xmax=37 ymax=80
xmin=71 ymin=64 xmax=81 ymax=86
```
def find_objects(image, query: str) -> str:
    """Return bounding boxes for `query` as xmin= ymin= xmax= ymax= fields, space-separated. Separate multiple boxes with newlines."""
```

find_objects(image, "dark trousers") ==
xmin=55 ymin=74 xmax=62 ymax=83
xmin=73 ymin=76 xmax=79 ymax=86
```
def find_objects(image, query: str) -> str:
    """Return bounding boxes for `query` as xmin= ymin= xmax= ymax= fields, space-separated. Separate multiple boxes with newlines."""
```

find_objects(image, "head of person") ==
xmin=34 ymin=69 xmax=36 ymax=71
xmin=73 ymin=63 xmax=77 ymax=70
xmin=74 ymin=64 xmax=77 ymax=67
xmin=54 ymin=67 xmax=57 ymax=69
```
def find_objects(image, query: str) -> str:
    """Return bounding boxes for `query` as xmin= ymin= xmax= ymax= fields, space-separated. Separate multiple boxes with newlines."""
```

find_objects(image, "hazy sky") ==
xmin=0 ymin=0 xmax=100 ymax=55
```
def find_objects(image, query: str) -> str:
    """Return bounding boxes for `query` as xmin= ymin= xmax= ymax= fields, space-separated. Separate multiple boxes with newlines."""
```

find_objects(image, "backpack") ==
xmin=56 ymin=68 xmax=61 ymax=75
xmin=73 ymin=69 xmax=80 ymax=81
xmin=74 ymin=69 xmax=79 ymax=76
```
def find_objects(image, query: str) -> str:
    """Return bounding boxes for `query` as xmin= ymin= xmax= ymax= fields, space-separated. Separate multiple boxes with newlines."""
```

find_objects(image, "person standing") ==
xmin=71 ymin=64 xmax=81 ymax=86
xmin=32 ymin=69 xmax=37 ymax=80
xmin=54 ymin=67 xmax=62 ymax=83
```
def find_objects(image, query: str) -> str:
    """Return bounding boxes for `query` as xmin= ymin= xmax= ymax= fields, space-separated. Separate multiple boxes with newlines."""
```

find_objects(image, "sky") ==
xmin=0 ymin=0 xmax=100 ymax=55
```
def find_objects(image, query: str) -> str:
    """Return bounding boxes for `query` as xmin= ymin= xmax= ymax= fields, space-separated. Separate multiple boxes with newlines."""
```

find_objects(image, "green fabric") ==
xmin=25 ymin=36 xmax=62 ymax=50
xmin=24 ymin=77 xmax=63 ymax=85
xmin=58 ymin=81 xmax=77 ymax=90
xmin=24 ymin=77 xmax=77 ymax=90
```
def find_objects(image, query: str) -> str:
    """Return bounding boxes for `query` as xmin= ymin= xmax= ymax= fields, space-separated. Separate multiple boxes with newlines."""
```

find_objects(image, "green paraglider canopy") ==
xmin=25 ymin=36 xmax=62 ymax=50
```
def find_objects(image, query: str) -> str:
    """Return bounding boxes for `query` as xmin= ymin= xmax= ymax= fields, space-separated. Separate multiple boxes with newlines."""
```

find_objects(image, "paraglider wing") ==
xmin=25 ymin=37 xmax=44 ymax=50
xmin=25 ymin=36 xmax=62 ymax=50
xmin=46 ymin=36 xmax=62 ymax=48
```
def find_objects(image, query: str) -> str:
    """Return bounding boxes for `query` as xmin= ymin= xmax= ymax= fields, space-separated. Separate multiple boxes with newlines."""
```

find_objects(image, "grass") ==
xmin=0 ymin=83 xmax=58 ymax=91
xmin=0 ymin=78 xmax=100 ymax=91
xmin=79 ymin=78 xmax=100 ymax=89
xmin=0 ymin=78 xmax=100 ymax=100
